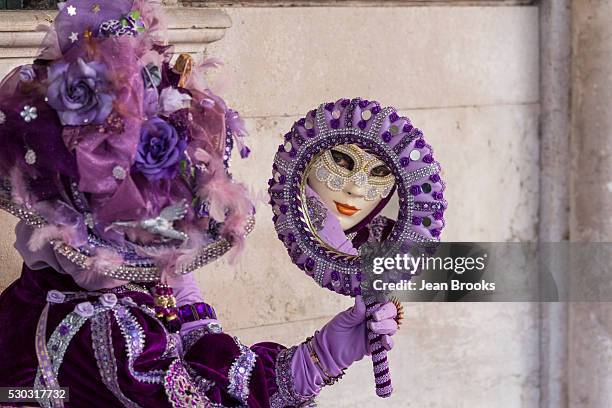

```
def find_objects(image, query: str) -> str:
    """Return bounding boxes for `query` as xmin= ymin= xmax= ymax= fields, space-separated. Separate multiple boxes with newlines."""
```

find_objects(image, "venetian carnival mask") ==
xmin=307 ymin=144 xmax=395 ymax=230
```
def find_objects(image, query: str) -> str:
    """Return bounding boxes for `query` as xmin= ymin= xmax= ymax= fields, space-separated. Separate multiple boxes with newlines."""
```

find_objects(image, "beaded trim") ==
xmin=181 ymin=322 xmax=224 ymax=352
xmin=305 ymin=195 xmax=327 ymax=232
xmin=103 ymin=283 xmax=152 ymax=296
xmin=164 ymin=359 xmax=216 ymax=408
xmin=113 ymin=306 xmax=165 ymax=384
xmin=368 ymin=216 xmax=392 ymax=243
xmin=227 ymin=337 xmax=258 ymax=405
xmin=0 ymin=183 xmax=255 ymax=282
xmin=90 ymin=311 xmax=143 ymax=408
xmin=34 ymin=303 xmax=106 ymax=407
xmin=270 ymin=347 xmax=316 ymax=408
xmin=131 ymin=303 xmax=179 ymax=359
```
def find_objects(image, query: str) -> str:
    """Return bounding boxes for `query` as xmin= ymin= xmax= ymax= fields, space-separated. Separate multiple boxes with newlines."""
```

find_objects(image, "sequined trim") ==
xmin=164 ymin=359 xmax=218 ymax=408
xmin=0 ymin=180 xmax=255 ymax=282
xmin=133 ymin=303 xmax=179 ymax=358
xmin=305 ymin=196 xmax=327 ymax=232
xmin=368 ymin=216 xmax=392 ymax=243
xmin=182 ymin=322 xmax=224 ymax=352
xmin=34 ymin=304 xmax=62 ymax=408
xmin=227 ymin=337 xmax=257 ymax=405
xmin=90 ymin=311 xmax=143 ymax=408
xmin=113 ymin=306 xmax=165 ymax=384
xmin=270 ymin=347 xmax=317 ymax=408
xmin=34 ymin=303 xmax=105 ymax=407
xmin=103 ymin=283 xmax=152 ymax=296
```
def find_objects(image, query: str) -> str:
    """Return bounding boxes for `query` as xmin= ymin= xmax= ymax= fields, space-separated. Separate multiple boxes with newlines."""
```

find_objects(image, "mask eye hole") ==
xmin=370 ymin=164 xmax=391 ymax=177
xmin=331 ymin=149 xmax=355 ymax=171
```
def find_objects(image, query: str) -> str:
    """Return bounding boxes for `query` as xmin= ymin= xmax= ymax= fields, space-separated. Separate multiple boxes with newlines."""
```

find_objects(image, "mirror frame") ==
xmin=269 ymin=99 xmax=446 ymax=296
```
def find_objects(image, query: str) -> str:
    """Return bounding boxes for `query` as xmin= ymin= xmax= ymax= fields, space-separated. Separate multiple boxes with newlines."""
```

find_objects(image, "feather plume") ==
xmin=90 ymin=247 xmax=124 ymax=273
xmin=159 ymin=87 xmax=192 ymax=115
xmin=9 ymin=167 xmax=32 ymax=206
xmin=28 ymin=224 xmax=80 ymax=252
xmin=193 ymin=148 xmax=253 ymax=254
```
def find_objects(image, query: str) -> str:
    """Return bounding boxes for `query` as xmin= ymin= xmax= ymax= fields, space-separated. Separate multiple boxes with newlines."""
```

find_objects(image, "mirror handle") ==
xmin=365 ymin=296 xmax=394 ymax=398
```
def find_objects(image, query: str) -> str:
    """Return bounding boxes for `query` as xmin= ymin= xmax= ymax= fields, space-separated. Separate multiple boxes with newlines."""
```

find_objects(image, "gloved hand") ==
xmin=291 ymin=296 xmax=398 ymax=396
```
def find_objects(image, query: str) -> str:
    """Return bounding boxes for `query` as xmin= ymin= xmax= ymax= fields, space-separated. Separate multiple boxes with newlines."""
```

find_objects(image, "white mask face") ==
xmin=307 ymin=144 xmax=395 ymax=230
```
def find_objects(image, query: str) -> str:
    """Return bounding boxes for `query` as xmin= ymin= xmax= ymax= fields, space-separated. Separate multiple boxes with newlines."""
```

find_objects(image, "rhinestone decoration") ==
xmin=331 ymin=109 xmax=341 ymax=119
xmin=114 ymin=306 xmax=164 ymax=384
xmin=20 ymin=105 xmax=38 ymax=122
xmin=328 ymin=176 xmax=344 ymax=191
xmin=112 ymin=165 xmax=126 ymax=180
xmin=66 ymin=4 xmax=77 ymax=16
xmin=164 ymin=359 xmax=213 ymax=408
xmin=227 ymin=337 xmax=258 ymax=405
xmin=306 ymin=195 xmax=327 ymax=232
xmin=304 ymin=119 xmax=314 ymax=130
xmin=0 ymin=110 xmax=5 ymax=125
xmin=312 ymin=144 xmax=395 ymax=201
xmin=24 ymin=149 xmax=37 ymax=165
xmin=365 ymin=187 xmax=379 ymax=201
xmin=84 ymin=213 xmax=94 ymax=228
xmin=353 ymin=171 xmax=368 ymax=187
xmin=181 ymin=321 xmax=224 ymax=352
xmin=90 ymin=311 xmax=142 ymax=408
xmin=315 ymin=166 xmax=330 ymax=181
xmin=361 ymin=109 xmax=372 ymax=120
xmin=34 ymin=302 xmax=107 ymax=406
xmin=68 ymin=32 xmax=79 ymax=43
xmin=409 ymin=149 xmax=421 ymax=161
xmin=284 ymin=141 xmax=292 ymax=152
xmin=270 ymin=347 xmax=316 ymax=408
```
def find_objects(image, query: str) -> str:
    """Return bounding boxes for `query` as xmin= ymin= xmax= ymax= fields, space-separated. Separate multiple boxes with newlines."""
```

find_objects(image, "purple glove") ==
xmin=291 ymin=296 xmax=398 ymax=396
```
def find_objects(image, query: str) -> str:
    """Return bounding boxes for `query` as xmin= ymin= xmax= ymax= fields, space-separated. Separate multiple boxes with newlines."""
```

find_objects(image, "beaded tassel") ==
xmin=153 ymin=283 xmax=181 ymax=332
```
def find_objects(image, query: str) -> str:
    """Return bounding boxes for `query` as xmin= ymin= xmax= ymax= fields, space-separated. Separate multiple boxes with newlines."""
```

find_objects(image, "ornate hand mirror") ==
xmin=268 ymin=98 xmax=447 ymax=397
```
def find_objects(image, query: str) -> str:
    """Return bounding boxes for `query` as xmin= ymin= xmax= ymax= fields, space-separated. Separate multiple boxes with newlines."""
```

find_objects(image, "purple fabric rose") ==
xmin=19 ymin=65 xmax=36 ymax=83
xmin=134 ymin=118 xmax=186 ymax=181
xmin=46 ymin=58 xmax=114 ymax=126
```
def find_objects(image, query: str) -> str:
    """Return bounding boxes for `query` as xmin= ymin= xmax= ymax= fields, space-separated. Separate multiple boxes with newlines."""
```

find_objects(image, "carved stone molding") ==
xmin=183 ymin=0 xmax=534 ymax=6
xmin=0 ymin=7 xmax=231 ymax=67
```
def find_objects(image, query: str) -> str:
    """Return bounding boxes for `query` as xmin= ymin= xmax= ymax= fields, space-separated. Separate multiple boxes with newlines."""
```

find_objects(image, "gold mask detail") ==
xmin=312 ymin=144 xmax=395 ymax=201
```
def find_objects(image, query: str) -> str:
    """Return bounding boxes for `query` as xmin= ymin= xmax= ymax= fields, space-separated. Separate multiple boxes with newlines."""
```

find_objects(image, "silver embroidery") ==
xmin=182 ymin=322 xmax=224 ymax=352
xmin=227 ymin=337 xmax=257 ymax=406
xmin=270 ymin=347 xmax=317 ymax=408
xmin=34 ymin=303 xmax=105 ymax=407
xmin=113 ymin=306 xmax=165 ymax=384
xmin=164 ymin=359 xmax=219 ymax=408
xmin=90 ymin=311 xmax=143 ymax=408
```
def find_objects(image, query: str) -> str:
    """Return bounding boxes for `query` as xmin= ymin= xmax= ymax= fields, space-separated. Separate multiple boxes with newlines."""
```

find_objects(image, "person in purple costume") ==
xmin=0 ymin=1 xmax=398 ymax=407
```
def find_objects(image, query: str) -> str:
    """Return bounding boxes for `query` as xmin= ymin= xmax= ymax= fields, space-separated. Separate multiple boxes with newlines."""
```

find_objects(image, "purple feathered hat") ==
xmin=0 ymin=0 xmax=253 ymax=282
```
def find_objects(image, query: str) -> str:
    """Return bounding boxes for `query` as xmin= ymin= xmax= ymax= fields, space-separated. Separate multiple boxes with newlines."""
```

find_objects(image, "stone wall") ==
xmin=0 ymin=3 xmax=545 ymax=407
xmin=204 ymin=6 xmax=541 ymax=406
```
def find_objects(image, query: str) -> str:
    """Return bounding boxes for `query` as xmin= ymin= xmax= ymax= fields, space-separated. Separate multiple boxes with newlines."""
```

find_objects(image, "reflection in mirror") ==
xmin=303 ymin=144 xmax=397 ymax=256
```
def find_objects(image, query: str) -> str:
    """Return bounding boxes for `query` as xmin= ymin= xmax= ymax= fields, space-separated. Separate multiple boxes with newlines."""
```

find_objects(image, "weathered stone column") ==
xmin=539 ymin=0 xmax=571 ymax=406
xmin=569 ymin=1 xmax=612 ymax=407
